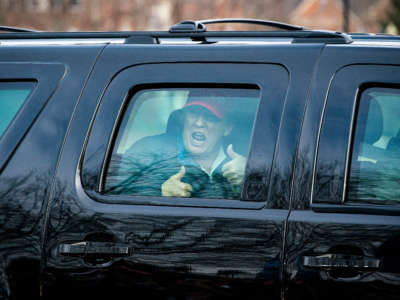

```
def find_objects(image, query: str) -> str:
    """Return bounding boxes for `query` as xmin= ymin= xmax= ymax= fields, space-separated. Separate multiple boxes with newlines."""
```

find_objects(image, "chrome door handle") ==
xmin=302 ymin=253 xmax=380 ymax=269
xmin=59 ymin=241 xmax=132 ymax=257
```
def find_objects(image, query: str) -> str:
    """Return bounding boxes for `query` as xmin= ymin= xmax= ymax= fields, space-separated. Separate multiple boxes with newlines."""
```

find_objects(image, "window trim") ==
xmin=311 ymin=203 xmax=400 ymax=216
xmin=88 ymin=190 xmax=267 ymax=209
xmin=80 ymin=62 xmax=290 ymax=209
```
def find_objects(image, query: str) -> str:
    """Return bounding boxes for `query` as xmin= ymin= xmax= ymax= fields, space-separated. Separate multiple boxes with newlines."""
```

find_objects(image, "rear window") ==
xmin=348 ymin=87 xmax=400 ymax=205
xmin=0 ymin=81 xmax=35 ymax=137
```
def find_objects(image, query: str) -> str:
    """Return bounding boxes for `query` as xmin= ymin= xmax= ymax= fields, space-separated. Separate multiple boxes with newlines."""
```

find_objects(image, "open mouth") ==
xmin=191 ymin=132 xmax=206 ymax=145
xmin=192 ymin=132 xmax=205 ymax=141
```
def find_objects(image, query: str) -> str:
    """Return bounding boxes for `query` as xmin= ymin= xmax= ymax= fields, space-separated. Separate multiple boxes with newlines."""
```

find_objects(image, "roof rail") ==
xmin=349 ymin=33 xmax=400 ymax=41
xmin=167 ymin=18 xmax=351 ymax=44
xmin=170 ymin=18 xmax=304 ymax=33
xmin=0 ymin=18 xmax=353 ymax=45
xmin=0 ymin=30 xmax=353 ymax=45
xmin=0 ymin=26 xmax=38 ymax=33
xmin=292 ymin=30 xmax=352 ymax=44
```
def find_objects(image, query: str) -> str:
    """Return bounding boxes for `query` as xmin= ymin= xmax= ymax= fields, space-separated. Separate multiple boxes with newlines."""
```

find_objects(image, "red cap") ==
xmin=183 ymin=98 xmax=226 ymax=119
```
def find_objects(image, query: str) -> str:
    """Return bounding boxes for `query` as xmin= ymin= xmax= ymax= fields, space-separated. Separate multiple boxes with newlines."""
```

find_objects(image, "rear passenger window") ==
xmin=0 ymin=81 xmax=35 ymax=137
xmin=348 ymin=87 xmax=400 ymax=204
xmin=103 ymin=87 xmax=260 ymax=200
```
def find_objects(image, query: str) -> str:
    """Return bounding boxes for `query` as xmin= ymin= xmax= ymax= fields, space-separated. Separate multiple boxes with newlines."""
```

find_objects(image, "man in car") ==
xmin=106 ymin=96 xmax=247 ymax=199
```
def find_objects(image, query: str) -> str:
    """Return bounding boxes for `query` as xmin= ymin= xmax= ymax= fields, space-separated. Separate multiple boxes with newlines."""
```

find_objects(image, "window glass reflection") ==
xmin=348 ymin=87 xmax=400 ymax=204
xmin=104 ymin=87 xmax=260 ymax=200
xmin=0 ymin=81 xmax=35 ymax=137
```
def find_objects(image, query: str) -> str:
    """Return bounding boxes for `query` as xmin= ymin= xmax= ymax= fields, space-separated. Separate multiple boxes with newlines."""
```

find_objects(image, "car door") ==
xmin=42 ymin=41 xmax=323 ymax=299
xmin=287 ymin=45 xmax=400 ymax=299
xmin=0 ymin=45 xmax=103 ymax=300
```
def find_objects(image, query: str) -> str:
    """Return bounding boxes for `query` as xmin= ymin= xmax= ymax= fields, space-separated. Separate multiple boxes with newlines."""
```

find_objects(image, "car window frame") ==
xmin=80 ymin=62 xmax=289 ymax=209
xmin=0 ymin=63 xmax=65 ymax=172
xmin=100 ymin=85 xmax=261 ymax=197
xmin=312 ymin=64 xmax=400 ymax=215
xmin=347 ymin=85 xmax=400 ymax=206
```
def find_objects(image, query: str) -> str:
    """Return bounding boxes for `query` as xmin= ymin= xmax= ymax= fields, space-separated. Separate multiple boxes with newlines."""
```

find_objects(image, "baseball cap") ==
xmin=184 ymin=89 xmax=231 ymax=119
xmin=183 ymin=99 xmax=226 ymax=119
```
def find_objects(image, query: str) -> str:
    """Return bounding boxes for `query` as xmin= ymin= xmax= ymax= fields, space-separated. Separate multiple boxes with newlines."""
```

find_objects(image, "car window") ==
xmin=348 ymin=87 xmax=400 ymax=205
xmin=0 ymin=81 xmax=35 ymax=137
xmin=102 ymin=87 xmax=260 ymax=200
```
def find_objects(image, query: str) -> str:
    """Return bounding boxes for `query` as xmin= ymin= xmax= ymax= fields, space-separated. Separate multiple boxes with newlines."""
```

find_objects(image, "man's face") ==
xmin=183 ymin=106 xmax=231 ymax=157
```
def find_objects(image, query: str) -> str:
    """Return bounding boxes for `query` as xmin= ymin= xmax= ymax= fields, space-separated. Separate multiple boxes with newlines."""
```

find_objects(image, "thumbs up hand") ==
xmin=222 ymin=144 xmax=246 ymax=186
xmin=162 ymin=166 xmax=193 ymax=197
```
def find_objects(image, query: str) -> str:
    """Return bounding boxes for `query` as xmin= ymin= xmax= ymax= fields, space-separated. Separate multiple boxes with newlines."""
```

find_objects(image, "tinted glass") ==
xmin=348 ymin=87 xmax=400 ymax=204
xmin=0 ymin=81 xmax=35 ymax=137
xmin=103 ymin=87 xmax=260 ymax=200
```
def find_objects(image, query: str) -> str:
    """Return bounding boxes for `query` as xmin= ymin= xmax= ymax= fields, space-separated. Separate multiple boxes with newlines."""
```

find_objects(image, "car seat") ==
xmin=352 ymin=97 xmax=384 ymax=162
xmin=165 ymin=109 xmax=183 ymax=137
xmin=348 ymin=97 xmax=384 ymax=200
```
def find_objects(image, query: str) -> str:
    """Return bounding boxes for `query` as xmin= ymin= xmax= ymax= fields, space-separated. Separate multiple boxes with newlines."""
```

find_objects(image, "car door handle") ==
xmin=302 ymin=253 xmax=380 ymax=270
xmin=59 ymin=241 xmax=132 ymax=257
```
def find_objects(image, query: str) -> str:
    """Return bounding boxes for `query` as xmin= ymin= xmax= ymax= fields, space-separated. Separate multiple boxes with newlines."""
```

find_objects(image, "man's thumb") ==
xmin=175 ymin=165 xmax=186 ymax=180
xmin=227 ymin=144 xmax=238 ymax=159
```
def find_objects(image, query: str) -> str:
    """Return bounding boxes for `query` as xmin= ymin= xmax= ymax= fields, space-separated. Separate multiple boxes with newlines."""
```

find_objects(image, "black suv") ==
xmin=0 ymin=19 xmax=399 ymax=300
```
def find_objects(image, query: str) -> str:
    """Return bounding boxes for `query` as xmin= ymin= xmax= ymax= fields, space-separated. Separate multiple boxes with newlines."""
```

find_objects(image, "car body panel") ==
xmin=42 ymin=43 xmax=322 ymax=299
xmin=0 ymin=27 xmax=399 ymax=300
xmin=0 ymin=45 xmax=104 ymax=299
xmin=287 ymin=45 xmax=400 ymax=299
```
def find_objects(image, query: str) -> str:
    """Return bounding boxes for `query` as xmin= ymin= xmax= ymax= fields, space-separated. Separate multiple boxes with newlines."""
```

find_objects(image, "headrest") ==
xmin=357 ymin=97 xmax=383 ymax=145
